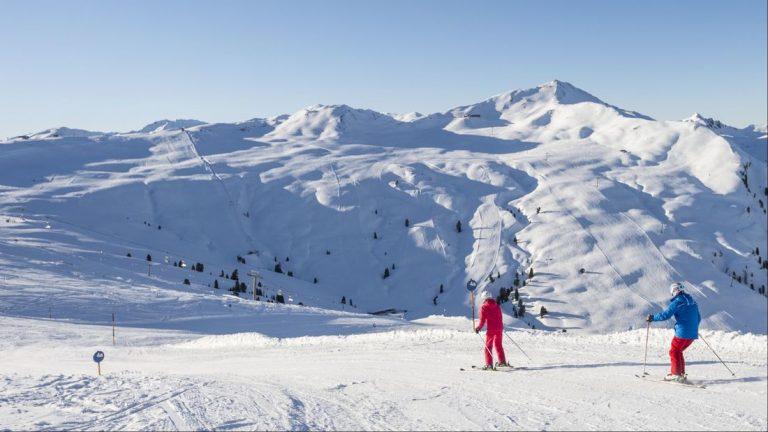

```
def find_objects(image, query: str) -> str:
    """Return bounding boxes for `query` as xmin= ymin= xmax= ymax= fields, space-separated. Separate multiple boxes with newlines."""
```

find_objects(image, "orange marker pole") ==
xmin=471 ymin=291 xmax=476 ymax=330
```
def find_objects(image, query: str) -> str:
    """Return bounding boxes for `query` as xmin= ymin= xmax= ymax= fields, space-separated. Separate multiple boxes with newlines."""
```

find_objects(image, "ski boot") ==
xmin=495 ymin=361 xmax=513 ymax=368
xmin=664 ymin=373 xmax=685 ymax=382
xmin=480 ymin=364 xmax=495 ymax=371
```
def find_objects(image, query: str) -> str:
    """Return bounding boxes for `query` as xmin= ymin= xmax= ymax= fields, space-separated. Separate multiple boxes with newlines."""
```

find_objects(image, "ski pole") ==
xmin=503 ymin=330 xmax=532 ymax=362
xmin=642 ymin=321 xmax=650 ymax=376
xmin=699 ymin=334 xmax=736 ymax=377
xmin=475 ymin=331 xmax=496 ymax=365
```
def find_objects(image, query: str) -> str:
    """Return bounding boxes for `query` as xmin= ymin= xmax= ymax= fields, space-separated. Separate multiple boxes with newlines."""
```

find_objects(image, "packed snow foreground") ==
xmin=0 ymin=80 xmax=766 ymax=430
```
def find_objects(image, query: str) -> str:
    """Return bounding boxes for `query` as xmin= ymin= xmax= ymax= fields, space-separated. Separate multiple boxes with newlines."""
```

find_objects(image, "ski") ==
xmin=634 ymin=375 xmax=706 ymax=389
xmin=459 ymin=365 xmax=525 ymax=372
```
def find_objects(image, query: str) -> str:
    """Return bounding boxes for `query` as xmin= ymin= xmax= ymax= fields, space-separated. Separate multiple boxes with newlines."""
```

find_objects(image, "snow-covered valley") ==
xmin=1 ymin=80 xmax=766 ymax=430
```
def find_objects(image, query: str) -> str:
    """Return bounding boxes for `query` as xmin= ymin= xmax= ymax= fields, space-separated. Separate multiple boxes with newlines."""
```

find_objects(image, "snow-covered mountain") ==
xmin=683 ymin=112 xmax=768 ymax=162
xmin=137 ymin=119 xmax=208 ymax=134
xmin=1 ymin=80 xmax=766 ymax=334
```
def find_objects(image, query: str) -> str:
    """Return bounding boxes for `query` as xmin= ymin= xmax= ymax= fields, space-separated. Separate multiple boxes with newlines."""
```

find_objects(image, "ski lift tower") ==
xmin=248 ymin=270 xmax=261 ymax=301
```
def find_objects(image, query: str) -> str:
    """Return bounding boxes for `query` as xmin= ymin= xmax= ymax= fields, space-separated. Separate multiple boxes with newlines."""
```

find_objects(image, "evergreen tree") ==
xmin=314 ymin=277 xmax=318 ymax=284
xmin=498 ymin=287 xmax=509 ymax=303
xmin=287 ymin=271 xmax=293 ymax=277
xmin=439 ymin=284 xmax=444 ymax=294
xmin=528 ymin=267 xmax=534 ymax=279
xmin=341 ymin=296 xmax=346 ymax=305
xmin=383 ymin=268 xmax=390 ymax=279
xmin=214 ymin=280 xmax=219 ymax=289
xmin=391 ymin=263 xmax=396 ymax=270
xmin=231 ymin=269 xmax=239 ymax=281
xmin=514 ymin=288 xmax=519 ymax=301
xmin=146 ymin=254 xmax=152 ymax=262
xmin=456 ymin=220 xmax=462 ymax=233
xmin=374 ymin=232 xmax=378 ymax=239
xmin=126 ymin=252 xmax=132 ymax=258
xmin=220 ymin=270 xmax=225 ymax=277
xmin=540 ymin=306 xmax=548 ymax=317
xmin=274 ymin=263 xmax=283 ymax=273
xmin=183 ymin=278 xmax=190 ymax=285
xmin=276 ymin=291 xmax=285 ymax=303
xmin=405 ymin=218 xmax=410 ymax=227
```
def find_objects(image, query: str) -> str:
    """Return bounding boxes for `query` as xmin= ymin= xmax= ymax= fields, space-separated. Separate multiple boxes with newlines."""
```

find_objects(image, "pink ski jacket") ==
xmin=476 ymin=298 xmax=503 ymax=334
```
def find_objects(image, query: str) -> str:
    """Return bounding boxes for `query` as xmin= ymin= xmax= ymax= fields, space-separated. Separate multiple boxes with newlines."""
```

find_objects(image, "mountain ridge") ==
xmin=0 ymin=80 xmax=765 ymax=334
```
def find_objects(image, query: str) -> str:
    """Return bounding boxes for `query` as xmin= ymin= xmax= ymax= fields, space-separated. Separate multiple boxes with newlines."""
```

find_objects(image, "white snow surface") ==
xmin=0 ymin=311 xmax=765 ymax=430
xmin=0 ymin=80 xmax=767 ymax=430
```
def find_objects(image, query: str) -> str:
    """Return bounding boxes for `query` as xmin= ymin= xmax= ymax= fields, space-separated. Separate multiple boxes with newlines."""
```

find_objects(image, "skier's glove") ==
xmin=474 ymin=328 xmax=480 ymax=334
xmin=645 ymin=314 xmax=653 ymax=322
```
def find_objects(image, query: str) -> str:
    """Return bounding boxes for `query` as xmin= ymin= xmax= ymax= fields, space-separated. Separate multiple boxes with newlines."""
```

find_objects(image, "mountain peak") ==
xmin=29 ymin=127 xmax=105 ymax=139
xmin=269 ymin=104 xmax=398 ymax=140
xmin=138 ymin=119 xmax=207 ymax=134
xmin=683 ymin=113 xmax=725 ymax=129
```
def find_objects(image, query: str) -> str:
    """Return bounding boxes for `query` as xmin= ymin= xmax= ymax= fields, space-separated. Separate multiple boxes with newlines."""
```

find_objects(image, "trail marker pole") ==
xmin=466 ymin=279 xmax=478 ymax=330
xmin=248 ymin=270 xmax=260 ymax=301
xmin=93 ymin=351 xmax=104 ymax=376
xmin=470 ymin=291 xmax=475 ymax=328
xmin=112 ymin=312 xmax=116 ymax=346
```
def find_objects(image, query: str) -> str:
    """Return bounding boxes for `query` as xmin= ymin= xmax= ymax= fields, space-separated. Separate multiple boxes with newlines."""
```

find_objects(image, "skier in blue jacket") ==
xmin=646 ymin=282 xmax=701 ymax=382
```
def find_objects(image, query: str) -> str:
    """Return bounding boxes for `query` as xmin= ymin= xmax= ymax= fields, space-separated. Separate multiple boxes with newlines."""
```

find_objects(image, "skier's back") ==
xmin=475 ymin=291 xmax=509 ymax=369
xmin=646 ymin=282 xmax=701 ymax=381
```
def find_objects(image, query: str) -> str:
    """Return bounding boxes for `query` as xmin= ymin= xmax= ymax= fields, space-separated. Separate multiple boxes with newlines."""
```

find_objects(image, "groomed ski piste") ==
xmin=1 ymin=80 xmax=766 ymax=430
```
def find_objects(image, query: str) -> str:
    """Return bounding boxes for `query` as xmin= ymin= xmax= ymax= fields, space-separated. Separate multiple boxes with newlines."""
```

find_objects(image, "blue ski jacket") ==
xmin=652 ymin=292 xmax=701 ymax=339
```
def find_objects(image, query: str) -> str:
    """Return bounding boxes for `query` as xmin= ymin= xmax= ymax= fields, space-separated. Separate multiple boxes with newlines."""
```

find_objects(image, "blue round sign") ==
xmin=466 ymin=279 xmax=478 ymax=292
xmin=93 ymin=351 xmax=105 ymax=363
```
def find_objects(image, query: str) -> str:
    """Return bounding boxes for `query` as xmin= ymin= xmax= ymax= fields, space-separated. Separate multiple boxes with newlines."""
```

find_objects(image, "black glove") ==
xmin=474 ymin=328 xmax=480 ymax=334
xmin=645 ymin=314 xmax=653 ymax=323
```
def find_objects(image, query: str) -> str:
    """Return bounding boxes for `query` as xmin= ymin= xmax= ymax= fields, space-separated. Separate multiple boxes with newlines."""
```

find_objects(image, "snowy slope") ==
xmin=1 ymin=80 xmax=766 ymax=335
xmin=0 ymin=311 xmax=765 ymax=430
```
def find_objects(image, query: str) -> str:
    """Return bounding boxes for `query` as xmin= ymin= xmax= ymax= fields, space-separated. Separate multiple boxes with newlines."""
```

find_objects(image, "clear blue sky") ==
xmin=1 ymin=0 xmax=765 ymax=137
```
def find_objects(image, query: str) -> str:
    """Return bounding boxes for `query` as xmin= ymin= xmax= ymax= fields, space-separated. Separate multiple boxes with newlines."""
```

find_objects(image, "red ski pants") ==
xmin=484 ymin=332 xmax=507 ymax=366
xmin=669 ymin=336 xmax=694 ymax=375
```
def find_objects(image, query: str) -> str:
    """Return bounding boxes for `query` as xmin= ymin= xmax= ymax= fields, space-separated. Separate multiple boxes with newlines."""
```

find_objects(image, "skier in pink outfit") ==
xmin=475 ymin=290 xmax=509 ymax=369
